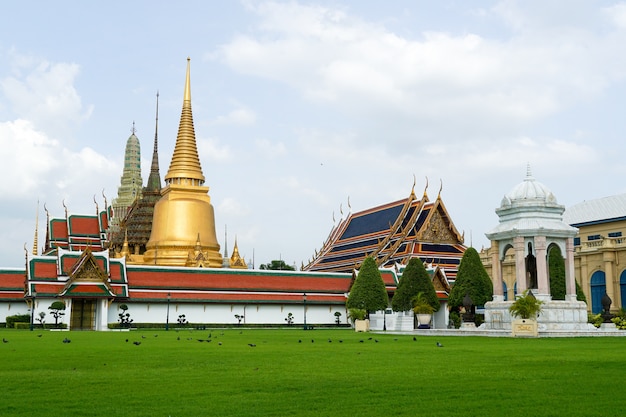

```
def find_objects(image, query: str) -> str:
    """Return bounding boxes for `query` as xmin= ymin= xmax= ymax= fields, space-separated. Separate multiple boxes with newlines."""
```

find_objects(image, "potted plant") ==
xmin=509 ymin=290 xmax=543 ymax=337
xmin=412 ymin=292 xmax=435 ymax=329
xmin=348 ymin=308 xmax=368 ymax=332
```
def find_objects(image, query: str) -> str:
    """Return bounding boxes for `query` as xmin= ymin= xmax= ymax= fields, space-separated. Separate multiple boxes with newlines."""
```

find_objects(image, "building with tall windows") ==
xmin=562 ymin=194 xmax=626 ymax=313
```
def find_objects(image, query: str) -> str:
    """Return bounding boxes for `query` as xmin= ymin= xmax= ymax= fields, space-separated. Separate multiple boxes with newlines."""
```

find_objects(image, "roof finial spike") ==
xmin=423 ymin=176 xmax=429 ymax=199
xmin=184 ymin=57 xmax=191 ymax=102
xmin=146 ymin=91 xmax=162 ymax=192
xmin=33 ymin=200 xmax=39 ymax=256
xmin=164 ymin=57 xmax=205 ymax=185
xmin=131 ymin=121 xmax=136 ymax=135
xmin=438 ymin=179 xmax=443 ymax=199
xmin=526 ymin=163 xmax=533 ymax=178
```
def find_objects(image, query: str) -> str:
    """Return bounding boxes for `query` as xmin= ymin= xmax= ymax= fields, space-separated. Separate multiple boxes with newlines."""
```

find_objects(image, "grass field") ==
xmin=0 ymin=328 xmax=624 ymax=416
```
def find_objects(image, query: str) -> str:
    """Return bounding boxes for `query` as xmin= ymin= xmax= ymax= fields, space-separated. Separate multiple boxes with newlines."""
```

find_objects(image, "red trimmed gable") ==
xmin=30 ymin=258 xmax=58 ymax=280
xmin=62 ymin=283 xmax=115 ymax=298
xmin=127 ymin=267 xmax=353 ymax=294
xmin=68 ymin=215 xmax=101 ymax=237
xmin=0 ymin=269 xmax=26 ymax=299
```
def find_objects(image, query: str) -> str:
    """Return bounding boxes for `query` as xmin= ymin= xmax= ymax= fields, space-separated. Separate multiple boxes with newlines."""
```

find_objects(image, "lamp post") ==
xmin=166 ymin=292 xmax=171 ymax=331
xmin=383 ymin=307 xmax=387 ymax=332
xmin=303 ymin=293 xmax=307 ymax=330
xmin=30 ymin=290 xmax=37 ymax=331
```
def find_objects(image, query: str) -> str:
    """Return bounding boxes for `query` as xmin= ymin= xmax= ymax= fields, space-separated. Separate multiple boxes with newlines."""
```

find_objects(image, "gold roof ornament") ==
xmin=143 ymin=58 xmax=222 ymax=267
xmin=229 ymin=236 xmax=248 ymax=269
xmin=32 ymin=201 xmax=39 ymax=256
xmin=164 ymin=57 xmax=205 ymax=186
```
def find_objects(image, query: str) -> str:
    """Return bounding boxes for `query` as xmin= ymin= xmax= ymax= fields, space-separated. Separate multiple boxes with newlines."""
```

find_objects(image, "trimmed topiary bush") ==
xmin=346 ymin=257 xmax=389 ymax=318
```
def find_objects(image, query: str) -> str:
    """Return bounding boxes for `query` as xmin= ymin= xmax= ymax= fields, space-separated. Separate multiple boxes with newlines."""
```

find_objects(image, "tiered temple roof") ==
xmin=111 ymin=94 xmax=163 ymax=256
xmin=303 ymin=184 xmax=466 ymax=281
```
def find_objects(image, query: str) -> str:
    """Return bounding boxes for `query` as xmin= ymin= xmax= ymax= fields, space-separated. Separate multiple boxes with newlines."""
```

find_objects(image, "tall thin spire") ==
xmin=146 ymin=91 xmax=162 ymax=192
xmin=32 ymin=201 xmax=39 ymax=256
xmin=164 ymin=57 xmax=205 ymax=185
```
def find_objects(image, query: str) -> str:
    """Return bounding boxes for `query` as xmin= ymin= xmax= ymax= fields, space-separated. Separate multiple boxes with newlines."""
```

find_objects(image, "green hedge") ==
xmin=6 ymin=314 xmax=30 ymax=328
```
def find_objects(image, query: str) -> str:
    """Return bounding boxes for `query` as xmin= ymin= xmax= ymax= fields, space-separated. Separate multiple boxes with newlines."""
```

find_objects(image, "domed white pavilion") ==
xmin=483 ymin=166 xmax=592 ymax=332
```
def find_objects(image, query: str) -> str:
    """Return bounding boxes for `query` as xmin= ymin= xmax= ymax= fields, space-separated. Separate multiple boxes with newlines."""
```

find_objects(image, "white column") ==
xmin=535 ymin=236 xmax=549 ymax=298
xmin=565 ymin=237 xmax=577 ymax=301
xmin=514 ymin=236 xmax=527 ymax=294
xmin=491 ymin=241 xmax=504 ymax=301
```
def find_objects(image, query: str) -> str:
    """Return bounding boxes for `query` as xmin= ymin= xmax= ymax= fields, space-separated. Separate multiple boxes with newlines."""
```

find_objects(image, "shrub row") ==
xmin=5 ymin=314 xmax=30 ymax=328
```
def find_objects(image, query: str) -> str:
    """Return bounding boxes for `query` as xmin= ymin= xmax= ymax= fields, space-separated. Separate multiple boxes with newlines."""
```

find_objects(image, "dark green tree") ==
xmin=260 ymin=260 xmax=295 ymax=270
xmin=449 ymin=247 xmax=493 ymax=310
xmin=392 ymin=257 xmax=439 ymax=312
xmin=548 ymin=245 xmax=587 ymax=302
xmin=48 ymin=301 xmax=66 ymax=327
xmin=549 ymin=246 xmax=566 ymax=300
xmin=346 ymin=256 xmax=389 ymax=317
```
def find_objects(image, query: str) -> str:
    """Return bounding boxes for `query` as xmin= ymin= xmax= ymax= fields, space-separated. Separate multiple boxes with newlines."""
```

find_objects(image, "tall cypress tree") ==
xmin=549 ymin=246 xmax=566 ymax=300
xmin=346 ymin=256 xmax=389 ymax=315
xmin=549 ymin=245 xmax=587 ymax=302
xmin=449 ymin=247 xmax=493 ymax=309
xmin=392 ymin=257 xmax=439 ymax=312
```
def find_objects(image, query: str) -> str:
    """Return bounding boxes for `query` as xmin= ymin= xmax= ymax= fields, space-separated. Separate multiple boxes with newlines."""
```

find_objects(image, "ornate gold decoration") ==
xmin=229 ymin=237 xmax=248 ymax=269
xmin=143 ymin=58 xmax=222 ymax=267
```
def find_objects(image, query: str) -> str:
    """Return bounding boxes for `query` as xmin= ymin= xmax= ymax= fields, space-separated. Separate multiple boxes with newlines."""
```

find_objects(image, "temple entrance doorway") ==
xmin=70 ymin=299 xmax=96 ymax=330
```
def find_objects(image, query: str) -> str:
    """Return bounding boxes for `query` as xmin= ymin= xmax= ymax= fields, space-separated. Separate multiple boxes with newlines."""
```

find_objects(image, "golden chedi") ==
xmin=143 ymin=58 xmax=222 ymax=267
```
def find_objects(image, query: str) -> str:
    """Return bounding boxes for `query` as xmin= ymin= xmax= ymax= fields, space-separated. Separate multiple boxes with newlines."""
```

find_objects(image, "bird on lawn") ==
xmin=413 ymin=336 xmax=417 ymax=341
xmin=133 ymin=341 xmax=141 ymax=346
xmin=2 ymin=338 xmax=8 ymax=343
xmin=62 ymin=338 xmax=71 ymax=344
xmin=248 ymin=343 xmax=256 ymax=347
xmin=436 ymin=342 xmax=444 ymax=347
xmin=37 ymin=334 xmax=42 ymax=338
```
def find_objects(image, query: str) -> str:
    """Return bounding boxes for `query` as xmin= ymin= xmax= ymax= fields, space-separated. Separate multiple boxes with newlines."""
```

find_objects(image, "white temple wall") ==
xmin=0 ymin=301 xmax=29 ymax=323
xmin=108 ymin=302 xmax=348 ymax=327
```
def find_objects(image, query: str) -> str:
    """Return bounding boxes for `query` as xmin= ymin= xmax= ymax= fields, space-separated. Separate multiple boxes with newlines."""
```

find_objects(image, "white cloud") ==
xmin=197 ymin=137 xmax=232 ymax=161
xmin=0 ymin=55 xmax=92 ymax=137
xmin=0 ymin=119 xmax=60 ymax=197
xmin=219 ymin=0 xmax=626 ymax=147
xmin=209 ymin=105 xmax=257 ymax=126
xmin=254 ymin=138 xmax=287 ymax=158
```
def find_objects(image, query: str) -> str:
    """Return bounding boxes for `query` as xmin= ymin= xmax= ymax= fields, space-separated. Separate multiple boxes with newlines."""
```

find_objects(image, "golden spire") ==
xmin=32 ymin=201 xmax=39 ymax=256
xmin=229 ymin=236 xmax=248 ymax=269
xmin=164 ymin=57 xmax=205 ymax=186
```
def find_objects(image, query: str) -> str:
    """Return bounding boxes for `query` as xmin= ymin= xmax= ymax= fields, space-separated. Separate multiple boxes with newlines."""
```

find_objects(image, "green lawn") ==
xmin=0 ymin=328 xmax=623 ymax=416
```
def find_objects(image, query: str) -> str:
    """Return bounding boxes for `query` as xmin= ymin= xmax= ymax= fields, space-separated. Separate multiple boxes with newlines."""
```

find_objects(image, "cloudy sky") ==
xmin=1 ymin=0 xmax=625 ymax=268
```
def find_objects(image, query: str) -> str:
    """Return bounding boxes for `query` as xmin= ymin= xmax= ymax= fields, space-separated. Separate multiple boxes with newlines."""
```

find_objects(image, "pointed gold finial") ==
xmin=423 ymin=176 xmax=429 ymax=199
xmin=438 ymin=179 xmax=443 ymax=199
xmin=164 ymin=57 xmax=205 ymax=186
xmin=32 ymin=201 xmax=39 ymax=256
